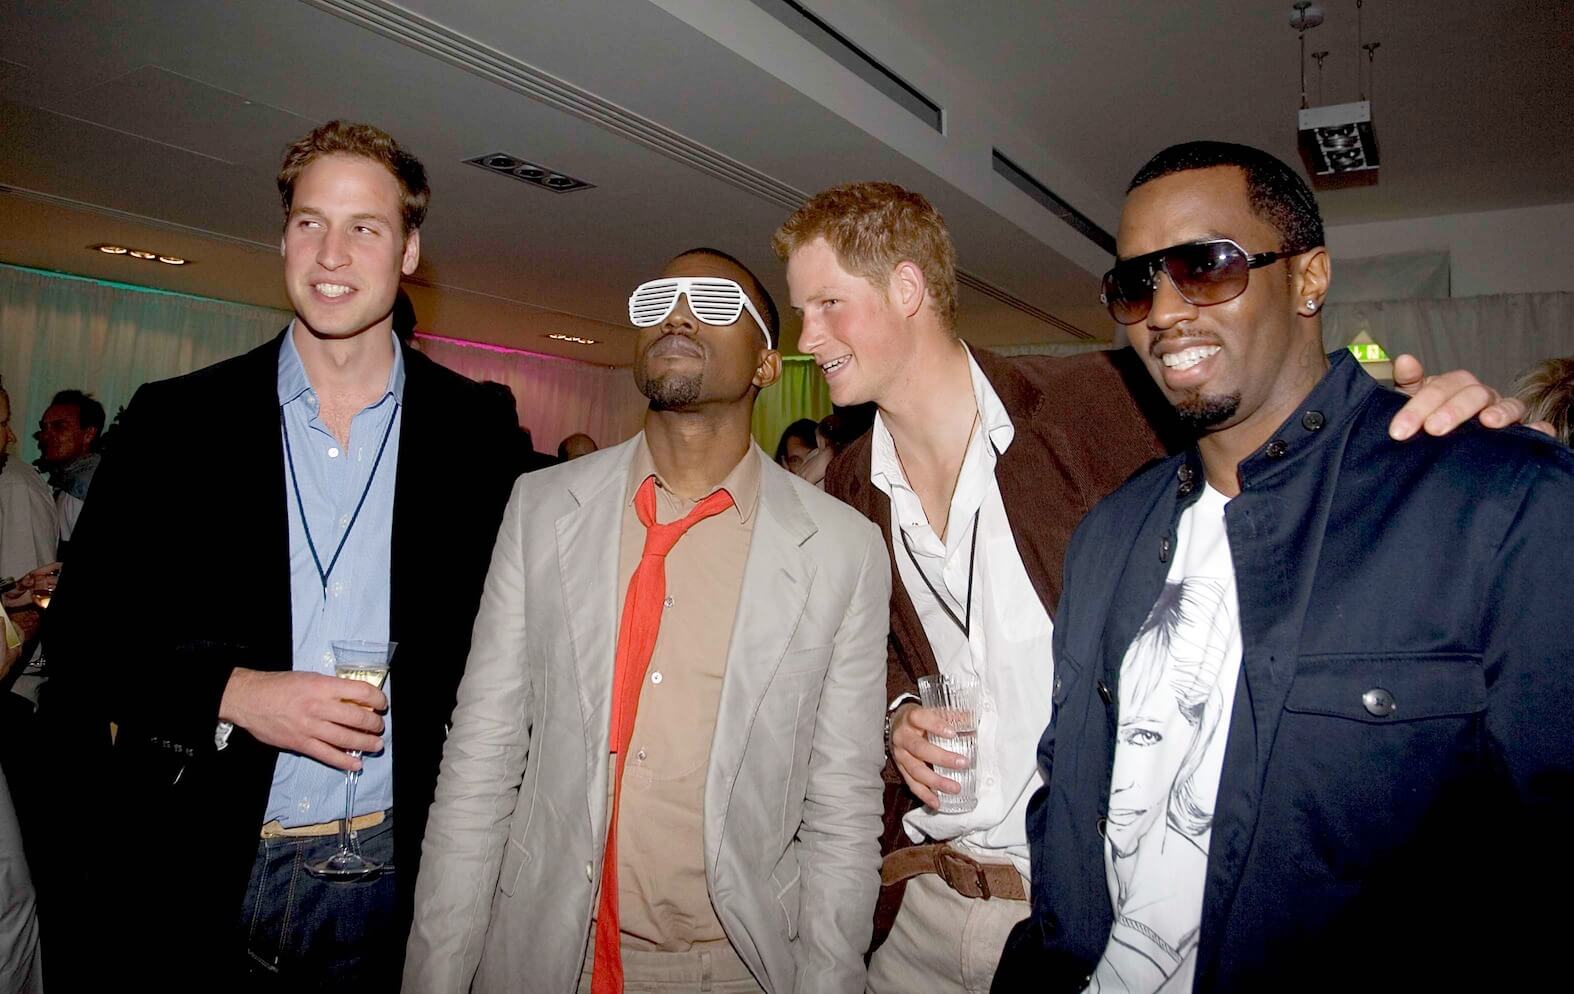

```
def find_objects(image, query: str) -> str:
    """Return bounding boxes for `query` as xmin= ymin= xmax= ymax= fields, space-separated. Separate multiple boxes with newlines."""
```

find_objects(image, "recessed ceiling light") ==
xmin=90 ymin=243 xmax=194 ymax=265
xmin=546 ymin=333 xmax=598 ymax=345
xmin=466 ymin=152 xmax=595 ymax=193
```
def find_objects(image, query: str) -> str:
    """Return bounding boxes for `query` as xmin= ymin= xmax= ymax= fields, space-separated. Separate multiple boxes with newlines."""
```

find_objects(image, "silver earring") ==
xmin=1306 ymin=298 xmax=1319 ymax=313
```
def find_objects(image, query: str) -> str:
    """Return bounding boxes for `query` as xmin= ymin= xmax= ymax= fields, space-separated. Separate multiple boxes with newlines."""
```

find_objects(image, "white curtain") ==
xmin=1329 ymin=251 xmax=1451 ymax=304
xmin=0 ymin=264 xmax=287 ymax=461
xmin=414 ymin=335 xmax=648 ymax=452
xmin=1323 ymin=292 xmax=1574 ymax=394
xmin=0 ymin=264 xmax=654 ymax=462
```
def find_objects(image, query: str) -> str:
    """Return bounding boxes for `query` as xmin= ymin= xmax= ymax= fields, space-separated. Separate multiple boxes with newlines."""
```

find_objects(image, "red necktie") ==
xmin=591 ymin=475 xmax=735 ymax=994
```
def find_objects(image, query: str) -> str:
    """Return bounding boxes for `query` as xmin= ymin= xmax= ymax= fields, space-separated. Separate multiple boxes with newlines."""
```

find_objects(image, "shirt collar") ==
xmin=625 ymin=431 xmax=762 ymax=525
xmin=870 ymin=344 xmax=1015 ymax=499
xmin=277 ymin=320 xmax=406 ymax=408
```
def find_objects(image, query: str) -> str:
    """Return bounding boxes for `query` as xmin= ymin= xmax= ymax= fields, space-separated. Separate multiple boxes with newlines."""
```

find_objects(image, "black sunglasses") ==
xmin=1100 ymin=238 xmax=1313 ymax=325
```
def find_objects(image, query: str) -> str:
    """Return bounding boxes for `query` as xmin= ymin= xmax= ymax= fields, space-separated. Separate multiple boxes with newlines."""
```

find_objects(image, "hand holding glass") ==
xmin=917 ymin=673 xmax=981 ymax=814
xmin=306 ymin=640 xmax=395 ymax=881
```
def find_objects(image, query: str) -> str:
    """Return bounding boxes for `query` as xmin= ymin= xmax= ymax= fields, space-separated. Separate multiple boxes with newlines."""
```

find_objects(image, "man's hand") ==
xmin=219 ymin=668 xmax=386 ymax=771
xmin=3 ymin=563 xmax=61 ymax=610
xmin=888 ymin=703 xmax=970 ymax=810
xmin=1388 ymin=355 xmax=1545 ymax=439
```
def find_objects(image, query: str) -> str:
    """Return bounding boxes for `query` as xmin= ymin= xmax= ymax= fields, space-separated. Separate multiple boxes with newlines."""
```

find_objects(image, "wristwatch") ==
xmin=884 ymin=693 xmax=920 ymax=755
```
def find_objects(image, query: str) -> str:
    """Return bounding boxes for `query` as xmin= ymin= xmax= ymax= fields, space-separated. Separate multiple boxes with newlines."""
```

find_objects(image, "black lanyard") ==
xmin=900 ymin=507 xmax=980 ymax=638
xmin=280 ymin=402 xmax=398 ymax=596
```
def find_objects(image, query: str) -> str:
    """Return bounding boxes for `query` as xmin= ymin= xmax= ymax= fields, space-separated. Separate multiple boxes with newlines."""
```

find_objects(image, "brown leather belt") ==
xmin=260 ymin=809 xmax=385 ymax=839
xmin=880 ymin=843 xmax=1027 ymax=902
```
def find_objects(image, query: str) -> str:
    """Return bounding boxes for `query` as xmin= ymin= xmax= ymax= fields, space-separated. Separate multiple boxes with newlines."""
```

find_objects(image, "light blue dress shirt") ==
xmin=265 ymin=325 xmax=403 ymax=827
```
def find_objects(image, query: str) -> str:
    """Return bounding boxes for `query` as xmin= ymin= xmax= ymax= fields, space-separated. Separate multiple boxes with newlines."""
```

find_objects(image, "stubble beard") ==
xmin=641 ymin=370 xmax=704 ymax=411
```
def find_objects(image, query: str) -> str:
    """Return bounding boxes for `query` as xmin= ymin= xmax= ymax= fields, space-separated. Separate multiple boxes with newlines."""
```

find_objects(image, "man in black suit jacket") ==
xmin=42 ymin=121 xmax=519 ymax=989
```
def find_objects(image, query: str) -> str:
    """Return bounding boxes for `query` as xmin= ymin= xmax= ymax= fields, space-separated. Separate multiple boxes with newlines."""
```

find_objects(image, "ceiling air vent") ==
xmin=747 ymin=0 xmax=942 ymax=132
xmin=992 ymin=150 xmax=1115 ymax=255
xmin=465 ymin=153 xmax=595 ymax=193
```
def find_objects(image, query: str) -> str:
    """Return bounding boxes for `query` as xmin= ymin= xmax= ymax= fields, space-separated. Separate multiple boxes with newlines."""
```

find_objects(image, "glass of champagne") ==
xmin=307 ymin=639 xmax=396 ymax=881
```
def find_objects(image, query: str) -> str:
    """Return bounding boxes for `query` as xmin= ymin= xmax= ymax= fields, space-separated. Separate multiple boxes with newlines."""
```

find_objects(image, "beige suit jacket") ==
xmin=404 ymin=437 xmax=891 ymax=993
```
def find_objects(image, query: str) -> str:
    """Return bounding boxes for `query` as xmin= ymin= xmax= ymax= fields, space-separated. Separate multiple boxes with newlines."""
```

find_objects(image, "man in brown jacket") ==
xmin=772 ymin=180 xmax=1532 ymax=994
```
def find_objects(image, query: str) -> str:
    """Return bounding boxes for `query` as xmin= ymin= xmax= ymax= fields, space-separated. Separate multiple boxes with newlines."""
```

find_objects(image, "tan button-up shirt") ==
xmin=610 ymin=438 xmax=760 ymax=951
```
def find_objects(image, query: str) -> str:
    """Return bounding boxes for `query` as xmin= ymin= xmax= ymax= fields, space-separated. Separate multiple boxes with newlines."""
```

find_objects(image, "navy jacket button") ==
xmin=1362 ymin=687 xmax=1397 ymax=717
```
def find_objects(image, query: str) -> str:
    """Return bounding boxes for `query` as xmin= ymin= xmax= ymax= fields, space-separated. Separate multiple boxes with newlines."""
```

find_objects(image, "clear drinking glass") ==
xmin=306 ymin=639 xmax=395 ymax=881
xmin=917 ymin=673 xmax=981 ymax=814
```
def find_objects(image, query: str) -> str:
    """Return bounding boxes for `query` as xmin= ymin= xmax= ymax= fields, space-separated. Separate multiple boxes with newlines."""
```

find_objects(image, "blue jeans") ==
xmin=237 ymin=811 xmax=400 ymax=990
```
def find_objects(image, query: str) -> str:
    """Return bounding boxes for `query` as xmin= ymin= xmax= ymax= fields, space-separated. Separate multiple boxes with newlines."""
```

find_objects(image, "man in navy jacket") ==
xmin=996 ymin=141 xmax=1574 ymax=992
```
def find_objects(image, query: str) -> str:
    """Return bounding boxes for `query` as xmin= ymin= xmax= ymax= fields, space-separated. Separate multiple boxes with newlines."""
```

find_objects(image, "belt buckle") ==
xmin=937 ymin=848 xmax=990 ymax=900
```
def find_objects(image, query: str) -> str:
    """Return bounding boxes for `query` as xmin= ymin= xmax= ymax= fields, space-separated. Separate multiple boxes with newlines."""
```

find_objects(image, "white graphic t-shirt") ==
xmin=1090 ymin=483 xmax=1243 ymax=993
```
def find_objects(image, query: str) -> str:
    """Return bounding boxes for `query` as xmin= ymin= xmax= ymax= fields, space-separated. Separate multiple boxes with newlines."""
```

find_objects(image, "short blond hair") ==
xmin=772 ymin=181 xmax=958 ymax=329
xmin=1514 ymin=356 xmax=1574 ymax=446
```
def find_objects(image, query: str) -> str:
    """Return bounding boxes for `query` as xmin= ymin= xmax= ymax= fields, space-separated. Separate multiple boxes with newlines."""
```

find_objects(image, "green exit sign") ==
xmin=1349 ymin=342 xmax=1390 ymax=363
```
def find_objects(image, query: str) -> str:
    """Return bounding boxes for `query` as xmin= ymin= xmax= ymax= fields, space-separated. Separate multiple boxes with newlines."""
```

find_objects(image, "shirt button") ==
xmin=339 ymin=514 xmax=351 ymax=528
xmin=650 ymin=671 xmax=663 ymax=685
xmin=636 ymin=749 xmax=647 ymax=761
xmin=1302 ymin=410 xmax=1326 ymax=431
xmin=1265 ymin=439 xmax=1289 ymax=458
xmin=664 ymin=596 xmax=674 ymax=609
xmin=327 ymin=446 xmax=341 ymax=458
xmin=984 ymin=775 xmax=996 ymax=787
xmin=586 ymin=862 xmax=595 ymax=882
xmin=297 ymin=798 xmax=310 ymax=813
xmin=322 ymin=651 xmax=334 ymax=664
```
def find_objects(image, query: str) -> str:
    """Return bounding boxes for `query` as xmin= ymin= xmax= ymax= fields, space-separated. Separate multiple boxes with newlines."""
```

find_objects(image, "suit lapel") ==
xmin=242 ymin=330 xmax=295 ymax=669
xmin=557 ymin=438 xmax=641 ymax=803
xmin=705 ymin=452 xmax=817 ymax=873
xmin=841 ymin=434 xmax=938 ymax=684
xmin=972 ymin=348 xmax=1062 ymax=617
xmin=390 ymin=342 xmax=433 ymax=648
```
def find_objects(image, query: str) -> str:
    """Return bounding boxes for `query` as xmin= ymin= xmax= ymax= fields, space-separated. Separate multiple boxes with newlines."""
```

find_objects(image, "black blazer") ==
xmin=42 ymin=331 xmax=520 ymax=980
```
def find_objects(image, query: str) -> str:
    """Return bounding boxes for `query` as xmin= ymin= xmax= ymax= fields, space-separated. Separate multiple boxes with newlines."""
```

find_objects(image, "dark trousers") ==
xmin=237 ymin=813 xmax=400 ymax=991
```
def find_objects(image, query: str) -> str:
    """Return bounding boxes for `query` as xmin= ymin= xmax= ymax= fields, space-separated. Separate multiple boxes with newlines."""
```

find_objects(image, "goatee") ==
xmin=1173 ymin=391 xmax=1241 ymax=431
xmin=641 ymin=371 xmax=703 ymax=411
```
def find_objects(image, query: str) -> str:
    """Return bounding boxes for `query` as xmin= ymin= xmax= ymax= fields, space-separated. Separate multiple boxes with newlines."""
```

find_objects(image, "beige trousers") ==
xmin=865 ymin=872 xmax=1030 ymax=994
xmin=577 ymin=928 xmax=763 ymax=994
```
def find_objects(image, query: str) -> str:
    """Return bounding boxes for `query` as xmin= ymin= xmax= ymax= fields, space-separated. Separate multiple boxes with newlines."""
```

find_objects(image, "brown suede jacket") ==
xmin=824 ymin=344 xmax=1183 ymax=947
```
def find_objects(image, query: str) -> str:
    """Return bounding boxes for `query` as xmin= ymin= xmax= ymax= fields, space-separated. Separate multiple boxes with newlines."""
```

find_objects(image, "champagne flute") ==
xmin=306 ymin=639 xmax=396 ymax=880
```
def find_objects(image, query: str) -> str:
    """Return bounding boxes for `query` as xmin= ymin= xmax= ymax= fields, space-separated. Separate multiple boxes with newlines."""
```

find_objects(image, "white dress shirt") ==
xmin=871 ymin=347 xmax=1055 ymax=878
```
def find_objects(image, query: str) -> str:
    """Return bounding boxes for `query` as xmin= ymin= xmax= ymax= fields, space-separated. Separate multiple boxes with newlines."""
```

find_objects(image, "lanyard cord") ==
xmin=901 ymin=507 xmax=980 ymax=638
xmin=280 ymin=402 xmax=398 ymax=596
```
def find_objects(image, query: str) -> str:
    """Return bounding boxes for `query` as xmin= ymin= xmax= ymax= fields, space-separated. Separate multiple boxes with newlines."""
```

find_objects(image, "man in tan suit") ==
xmin=405 ymin=248 xmax=891 ymax=994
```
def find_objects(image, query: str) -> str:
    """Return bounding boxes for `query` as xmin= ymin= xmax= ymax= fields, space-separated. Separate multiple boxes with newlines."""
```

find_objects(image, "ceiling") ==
xmin=888 ymin=0 xmax=1574 ymax=224
xmin=2 ymin=0 xmax=1569 ymax=366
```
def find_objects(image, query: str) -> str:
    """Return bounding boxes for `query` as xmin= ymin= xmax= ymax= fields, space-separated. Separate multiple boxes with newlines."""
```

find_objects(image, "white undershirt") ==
xmin=871 ymin=347 xmax=1055 ymax=879
xmin=1091 ymin=483 xmax=1243 ymax=994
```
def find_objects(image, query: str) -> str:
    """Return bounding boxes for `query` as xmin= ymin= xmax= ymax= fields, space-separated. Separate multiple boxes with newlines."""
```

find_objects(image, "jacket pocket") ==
xmin=1276 ymin=651 xmax=1486 ymax=882
xmin=498 ymin=837 xmax=530 ymax=897
xmin=1284 ymin=652 xmax=1485 ymax=723
xmin=769 ymin=853 xmax=802 ymax=941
